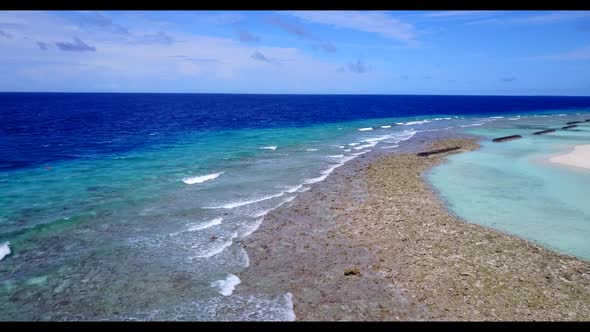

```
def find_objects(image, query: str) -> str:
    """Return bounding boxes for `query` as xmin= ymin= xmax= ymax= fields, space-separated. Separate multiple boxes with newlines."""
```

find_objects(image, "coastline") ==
xmin=549 ymin=144 xmax=590 ymax=171
xmin=237 ymin=131 xmax=590 ymax=321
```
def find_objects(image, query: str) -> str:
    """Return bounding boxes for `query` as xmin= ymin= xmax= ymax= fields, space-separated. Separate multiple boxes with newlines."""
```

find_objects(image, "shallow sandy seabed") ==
xmin=237 ymin=131 xmax=590 ymax=321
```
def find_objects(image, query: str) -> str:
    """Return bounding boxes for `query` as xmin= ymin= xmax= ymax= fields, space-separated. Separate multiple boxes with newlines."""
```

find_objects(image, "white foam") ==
xmin=281 ymin=195 xmax=296 ymax=204
xmin=397 ymin=120 xmax=431 ymax=126
xmin=305 ymin=148 xmax=318 ymax=152
xmin=342 ymin=155 xmax=359 ymax=163
xmin=240 ymin=219 xmax=264 ymax=238
xmin=327 ymin=154 xmax=344 ymax=158
xmin=393 ymin=130 xmax=417 ymax=142
xmin=508 ymin=117 xmax=519 ymax=120
xmin=353 ymin=142 xmax=378 ymax=150
xmin=260 ymin=146 xmax=277 ymax=150
xmin=338 ymin=145 xmax=345 ymax=149
xmin=210 ymin=274 xmax=241 ymax=296
xmin=489 ymin=116 xmax=504 ymax=119
xmin=250 ymin=194 xmax=297 ymax=218
xmin=307 ymin=166 xmax=343 ymax=184
xmin=250 ymin=207 xmax=274 ymax=218
xmin=205 ymin=192 xmax=286 ymax=209
xmin=0 ymin=242 xmax=11 ymax=261
xmin=459 ymin=123 xmax=484 ymax=127
xmin=285 ymin=184 xmax=303 ymax=193
xmin=364 ymin=135 xmax=391 ymax=143
xmin=380 ymin=145 xmax=399 ymax=149
xmin=303 ymin=153 xmax=362 ymax=185
xmin=343 ymin=149 xmax=351 ymax=152
xmin=182 ymin=172 xmax=224 ymax=185
xmin=192 ymin=233 xmax=238 ymax=258
xmin=358 ymin=127 xmax=373 ymax=131
xmin=351 ymin=150 xmax=370 ymax=156
xmin=304 ymin=170 xmax=335 ymax=185
xmin=187 ymin=217 xmax=223 ymax=231
xmin=348 ymin=143 xmax=360 ymax=146
xmin=381 ymin=125 xmax=391 ymax=128
xmin=282 ymin=292 xmax=296 ymax=321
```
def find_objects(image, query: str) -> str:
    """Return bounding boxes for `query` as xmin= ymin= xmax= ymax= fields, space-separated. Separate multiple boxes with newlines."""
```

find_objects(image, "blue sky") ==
xmin=0 ymin=10 xmax=589 ymax=95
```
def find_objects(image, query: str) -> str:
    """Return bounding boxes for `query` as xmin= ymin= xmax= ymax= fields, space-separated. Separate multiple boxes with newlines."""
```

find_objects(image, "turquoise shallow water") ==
xmin=428 ymin=113 xmax=590 ymax=261
xmin=1 ymin=107 xmax=590 ymax=320
xmin=0 ymin=114 xmax=476 ymax=320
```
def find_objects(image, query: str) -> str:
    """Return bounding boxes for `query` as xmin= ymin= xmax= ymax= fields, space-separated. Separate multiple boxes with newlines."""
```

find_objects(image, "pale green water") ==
xmin=428 ymin=114 xmax=590 ymax=260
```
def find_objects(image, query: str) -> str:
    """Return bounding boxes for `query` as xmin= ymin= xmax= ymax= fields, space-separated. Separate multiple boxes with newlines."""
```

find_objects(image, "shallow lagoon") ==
xmin=428 ymin=114 xmax=590 ymax=260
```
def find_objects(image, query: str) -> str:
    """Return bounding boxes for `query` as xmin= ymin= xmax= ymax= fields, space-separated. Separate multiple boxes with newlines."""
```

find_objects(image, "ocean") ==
xmin=1 ymin=93 xmax=590 ymax=320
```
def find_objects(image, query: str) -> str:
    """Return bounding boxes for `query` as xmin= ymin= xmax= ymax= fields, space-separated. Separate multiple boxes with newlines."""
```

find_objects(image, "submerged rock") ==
xmin=417 ymin=147 xmax=461 ymax=157
xmin=492 ymin=135 xmax=522 ymax=142
xmin=533 ymin=129 xmax=556 ymax=135
xmin=344 ymin=267 xmax=361 ymax=276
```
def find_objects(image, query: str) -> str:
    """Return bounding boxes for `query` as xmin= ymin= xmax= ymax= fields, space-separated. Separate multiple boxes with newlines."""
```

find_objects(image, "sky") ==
xmin=0 ymin=10 xmax=589 ymax=95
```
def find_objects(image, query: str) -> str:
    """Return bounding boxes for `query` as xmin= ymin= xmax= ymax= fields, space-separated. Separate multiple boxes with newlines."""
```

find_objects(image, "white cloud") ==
xmin=283 ymin=11 xmax=416 ymax=44
xmin=0 ymin=11 xmax=352 ymax=92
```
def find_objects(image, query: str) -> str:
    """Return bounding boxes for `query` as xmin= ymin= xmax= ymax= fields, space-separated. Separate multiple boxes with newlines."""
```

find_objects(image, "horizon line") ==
xmin=2 ymin=91 xmax=590 ymax=98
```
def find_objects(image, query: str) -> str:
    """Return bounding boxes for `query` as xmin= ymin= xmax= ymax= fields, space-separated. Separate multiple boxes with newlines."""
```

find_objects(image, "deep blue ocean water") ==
xmin=4 ymin=93 xmax=590 ymax=171
xmin=1 ymin=93 xmax=590 ymax=320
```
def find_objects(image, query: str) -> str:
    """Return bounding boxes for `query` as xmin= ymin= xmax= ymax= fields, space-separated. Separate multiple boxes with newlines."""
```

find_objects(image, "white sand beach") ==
xmin=550 ymin=144 xmax=590 ymax=170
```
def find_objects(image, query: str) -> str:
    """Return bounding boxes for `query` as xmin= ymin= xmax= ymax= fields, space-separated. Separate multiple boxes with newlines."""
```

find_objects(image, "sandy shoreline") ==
xmin=237 ymin=132 xmax=590 ymax=321
xmin=550 ymin=144 xmax=590 ymax=170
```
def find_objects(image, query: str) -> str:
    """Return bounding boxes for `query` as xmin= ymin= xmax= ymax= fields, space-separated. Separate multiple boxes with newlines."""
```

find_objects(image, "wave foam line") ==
xmin=358 ymin=127 xmax=373 ymax=131
xmin=391 ymin=130 xmax=417 ymax=143
xmin=240 ymin=219 xmax=264 ymax=238
xmin=303 ymin=155 xmax=359 ymax=185
xmin=364 ymin=135 xmax=391 ymax=143
xmin=210 ymin=274 xmax=241 ymax=296
xmin=353 ymin=142 xmax=378 ymax=150
xmin=250 ymin=195 xmax=297 ymax=218
xmin=192 ymin=233 xmax=238 ymax=258
xmin=460 ymin=123 xmax=484 ymax=127
xmin=182 ymin=172 xmax=224 ymax=185
xmin=396 ymin=120 xmax=431 ymax=126
xmin=285 ymin=184 xmax=303 ymax=193
xmin=205 ymin=192 xmax=286 ymax=209
xmin=260 ymin=146 xmax=277 ymax=150
xmin=187 ymin=217 xmax=223 ymax=231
